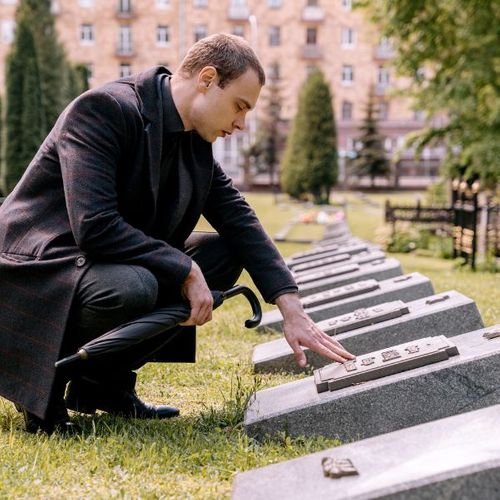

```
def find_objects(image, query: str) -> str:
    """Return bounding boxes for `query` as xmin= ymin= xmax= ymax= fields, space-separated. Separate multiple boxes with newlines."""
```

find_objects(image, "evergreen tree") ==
xmin=281 ymin=69 xmax=338 ymax=204
xmin=351 ymin=89 xmax=391 ymax=187
xmin=3 ymin=0 xmax=84 ymax=193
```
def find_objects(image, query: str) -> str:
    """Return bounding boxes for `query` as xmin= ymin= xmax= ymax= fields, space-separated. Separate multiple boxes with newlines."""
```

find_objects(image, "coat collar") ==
xmin=133 ymin=65 xmax=172 ymax=123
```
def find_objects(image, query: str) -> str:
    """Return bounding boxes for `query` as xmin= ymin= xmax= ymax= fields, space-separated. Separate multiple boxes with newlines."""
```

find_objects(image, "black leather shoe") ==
xmin=65 ymin=377 xmax=179 ymax=419
xmin=15 ymin=403 xmax=81 ymax=435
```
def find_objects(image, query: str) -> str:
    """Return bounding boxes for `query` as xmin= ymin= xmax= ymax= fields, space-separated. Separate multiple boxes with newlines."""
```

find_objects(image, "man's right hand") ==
xmin=180 ymin=261 xmax=214 ymax=326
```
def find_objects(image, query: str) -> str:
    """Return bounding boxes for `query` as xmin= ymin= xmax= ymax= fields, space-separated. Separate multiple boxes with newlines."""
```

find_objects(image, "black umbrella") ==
xmin=55 ymin=285 xmax=261 ymax=369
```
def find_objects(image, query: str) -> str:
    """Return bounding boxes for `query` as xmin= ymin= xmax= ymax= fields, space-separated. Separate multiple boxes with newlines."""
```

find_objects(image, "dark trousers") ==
xmin=62 ymin=232 xmax=243 ymax=389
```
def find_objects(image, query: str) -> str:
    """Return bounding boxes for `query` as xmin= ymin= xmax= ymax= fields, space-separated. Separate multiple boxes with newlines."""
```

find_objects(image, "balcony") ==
xmin=301 ymin=44 xmax=323 ymax=60
xmin=116 ymin=46 xmax=135 ymax=58
xmin=116 ymin=8 xmax=135 ymax=19
xmin=302 ymin=6 xmax=325 ymax=22
xmin=227 ymin=5 xmax=250 ymax=20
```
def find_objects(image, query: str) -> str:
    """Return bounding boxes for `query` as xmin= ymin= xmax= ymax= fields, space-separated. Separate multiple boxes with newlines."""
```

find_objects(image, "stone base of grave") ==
xmin=245 ymin=325 xmax=500 ymax=443
xmin=253 ymin=290 xmax=483 ymax=373
xmin=233 ymin=404 xmax=500 ymax=500
xmin=298 ymin=258 xmax=403 ymax=297
xmin=257 ymin=272 xmax=434 ymax=333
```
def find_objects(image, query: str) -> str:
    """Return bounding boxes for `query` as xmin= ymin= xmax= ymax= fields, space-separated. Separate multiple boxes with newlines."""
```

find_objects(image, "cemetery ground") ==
xmin=0 ymin=192 xmax=498 ymax=498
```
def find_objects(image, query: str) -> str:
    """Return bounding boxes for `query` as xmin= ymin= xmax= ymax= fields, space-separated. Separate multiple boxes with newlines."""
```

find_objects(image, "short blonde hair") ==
xmin=179 ymin=33 xmax=265 ymax=88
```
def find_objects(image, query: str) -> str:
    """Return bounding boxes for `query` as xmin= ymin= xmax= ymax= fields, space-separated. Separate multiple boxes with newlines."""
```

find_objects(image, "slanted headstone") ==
xmin=291 ymin=250 xmax=386 ymax=276
xmin=316 ymin=233 xmax=355 ymax=247
xmin=253 ymin=291 xmax=483 ymax=373
xmin=287 ymin=242 xmax=377 ymax=268
xmin=245 ymin=325 xmax=500 ymax=442
xmin=257 ymin=272 xmax=434 ymax=333
xmin=298 ymin=258 xmax=403 ymax=297
xmin=234 ymin=404 xmax=500 ymax=500
xmin=287 ymin=238 xmax=364 ymax=262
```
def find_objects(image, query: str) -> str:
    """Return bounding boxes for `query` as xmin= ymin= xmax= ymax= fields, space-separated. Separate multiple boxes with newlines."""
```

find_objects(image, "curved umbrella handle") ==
xmin=221 ymin=285 xmax=262 ymax=328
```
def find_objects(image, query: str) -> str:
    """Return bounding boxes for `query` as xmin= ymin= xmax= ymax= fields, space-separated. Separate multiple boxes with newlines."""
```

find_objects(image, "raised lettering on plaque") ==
xmin=296 ymin=264 xmax=360 ymax=285
xmin=321 ymin=457 xmax=359 ymax=479
xmin=483 ymin=328 xmax=500 ymax=340
xmin=302 ymin=280 xmax=380 ymax=309
xmin=318 ymin=300 xmax=410 ymax=335
xmin=313 ymin=335 xmax=460 ymax=393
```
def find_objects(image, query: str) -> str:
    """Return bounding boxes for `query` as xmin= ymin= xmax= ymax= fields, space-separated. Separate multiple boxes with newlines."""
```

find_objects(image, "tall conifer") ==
xmin=281 ymin=69 xmax=338 ymax=204
xmin=3 ymin=0 xmax=86 ymax=193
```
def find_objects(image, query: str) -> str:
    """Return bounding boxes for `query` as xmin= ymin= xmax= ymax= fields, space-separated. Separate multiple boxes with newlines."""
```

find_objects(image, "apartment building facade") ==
xmin=0 ymin=0 xmax=442 ymax=185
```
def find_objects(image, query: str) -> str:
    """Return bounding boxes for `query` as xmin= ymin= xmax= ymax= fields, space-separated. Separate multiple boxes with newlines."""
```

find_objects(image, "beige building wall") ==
xmin=0 ymin=0 xmax=440 ymax=184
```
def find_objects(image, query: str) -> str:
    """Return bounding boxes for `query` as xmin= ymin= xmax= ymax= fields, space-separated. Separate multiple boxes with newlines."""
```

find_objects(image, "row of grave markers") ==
xmin=232 ymin=211 xmax=500 ymax=499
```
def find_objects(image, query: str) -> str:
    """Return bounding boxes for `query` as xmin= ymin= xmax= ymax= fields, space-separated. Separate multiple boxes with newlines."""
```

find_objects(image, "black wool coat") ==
xmin=0 ymin=67 xmax=297 ymax=418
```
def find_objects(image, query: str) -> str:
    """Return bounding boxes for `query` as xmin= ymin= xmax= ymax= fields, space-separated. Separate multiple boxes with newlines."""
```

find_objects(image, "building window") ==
xmin=341 ymin=0 xmax=352 ymax=10
xmin=194 ymin=24 xmax=208 ymax=43
xmin=377 ymin=66 xmax=390 ymax=86
xmin=341 ymin=27 xmax=355 ymax=48
xmin=269 ymin=26 xmax=280 ymax=46
xmin=233 ymin=25 xmax=245 ymax=37
xmin=378 ymin=101 xmax=389 ymax=120
xmin=155 ymin=0 xmax=170 ymax=8
xmin=268 ymin=0 xmax=281 ymax=7
xmin=342 ymin=100 xmax=353 ymax=121
xmin=1 ymin=20 xmax=15 ymax=44
xmin=78 ymin=0 xmax=94 ymax=6
xmin=268 ymin=62 xmax=280 ymax=81
xmin=118 ymin=25 xmax=132 ymax=54
xmin=156 ymin=25 xmax=170 ymax=45
xmin=306 ymin=27 xmax=317 ymax=45
xmin=118 ymin=0 xmax=132 ymax=14
xmin=80 ymin=24 xmax=94 ymax=44
xmin=341 ymin=64 xmax=354 ymax=84
xmin=119 ymin=63 xmax=132 ymax=78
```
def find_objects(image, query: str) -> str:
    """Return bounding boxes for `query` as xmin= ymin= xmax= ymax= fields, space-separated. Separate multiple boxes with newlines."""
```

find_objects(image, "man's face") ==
xmin=190 ymin=68 xmax=262 ymax=143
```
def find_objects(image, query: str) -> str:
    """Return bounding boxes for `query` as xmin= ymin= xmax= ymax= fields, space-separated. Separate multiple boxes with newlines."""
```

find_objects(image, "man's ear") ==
xmin=198 ymin=66 xmax=218 ymax=91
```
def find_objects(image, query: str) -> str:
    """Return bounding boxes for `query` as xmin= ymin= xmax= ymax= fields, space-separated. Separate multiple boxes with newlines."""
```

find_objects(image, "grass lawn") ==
xmin=0 ymin=191 xmax=498 ymax=499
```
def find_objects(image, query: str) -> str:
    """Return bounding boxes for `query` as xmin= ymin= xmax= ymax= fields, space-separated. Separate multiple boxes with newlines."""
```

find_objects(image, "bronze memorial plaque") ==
xmin=302 ymin=280 xmax=381 ymax=309
xmin=317 ymin=300 xmax=410 ymax=335
xmin=295 ymin=264 xmax=360 ymax=285
xmin=314 ymin=335 xmax=460 ymax=393
xmin=321 ymin=457 xmax=359 ymax=479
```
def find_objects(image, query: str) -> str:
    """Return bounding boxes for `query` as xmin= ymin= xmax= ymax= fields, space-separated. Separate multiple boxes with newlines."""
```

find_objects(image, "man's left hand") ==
xmin=275 ymin=293 xmax=355 ymax=368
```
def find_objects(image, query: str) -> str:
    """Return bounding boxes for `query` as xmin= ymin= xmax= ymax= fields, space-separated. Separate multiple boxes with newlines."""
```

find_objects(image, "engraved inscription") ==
xmin=361 ymin=357 xmax=376 ymax=366
xmin=483 ymin=329 xmax=500 ymax=340
xmin=302 ymin=280 xmax=380 ymax=309
xmin=354 ymin=308 xmax=370 ymax=320
xmin=382 ymin=350 xmax=401 ymax=361
xmin=405 ymin=345 xmax=420 ymax=354
xmin=319 ymin=300 xmax=410 ymax=335
xmin=322 ymin=457 xmax=359 ymax=479
xmin=313 ymin=335 xmax=460 ymax=393
xmin=296 ymin=264 xmax=360 ymax=285
xmin=344 ymin=361 xmax=357 ymax=372
xmin=393 ymin=275 xmax=413 ymax=283
xmin=425 ymin=294 xmax=450 ymax=305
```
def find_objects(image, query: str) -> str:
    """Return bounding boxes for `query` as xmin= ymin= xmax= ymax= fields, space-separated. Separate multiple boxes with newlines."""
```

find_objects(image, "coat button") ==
xmin=75 ymin=255 xmax=86 ymax=267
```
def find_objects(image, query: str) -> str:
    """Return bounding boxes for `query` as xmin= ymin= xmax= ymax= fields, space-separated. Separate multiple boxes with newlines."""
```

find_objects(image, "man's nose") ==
xmin=234 ymin=115 xmax=245 ymax=131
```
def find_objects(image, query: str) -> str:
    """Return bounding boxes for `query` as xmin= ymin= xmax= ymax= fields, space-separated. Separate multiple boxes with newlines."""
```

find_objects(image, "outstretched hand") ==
xmin=180 ymin=260 xmax=214 ymax=326
xmin=276 ymin=293 xmax=355 ymax=368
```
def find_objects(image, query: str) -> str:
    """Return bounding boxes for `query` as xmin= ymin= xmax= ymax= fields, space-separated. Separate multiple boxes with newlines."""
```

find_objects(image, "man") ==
xmin=0 ymin=34 xmax=353 ymax=434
